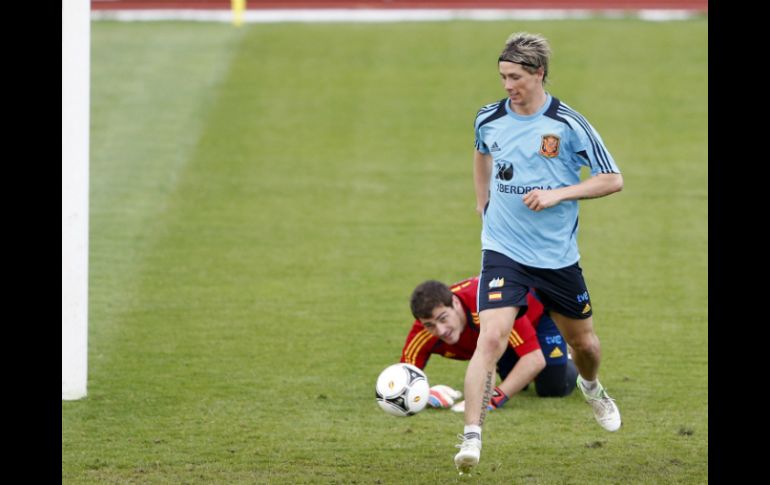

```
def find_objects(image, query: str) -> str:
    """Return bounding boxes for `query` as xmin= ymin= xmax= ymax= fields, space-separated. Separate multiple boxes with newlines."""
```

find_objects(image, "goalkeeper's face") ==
xmin=418 ymin=295 xmax=466 ymax=345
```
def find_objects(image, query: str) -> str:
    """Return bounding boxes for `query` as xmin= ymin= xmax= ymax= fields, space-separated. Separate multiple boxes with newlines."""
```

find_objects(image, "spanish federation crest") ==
xmin=539 ymin=134 xmax=560 ymax=158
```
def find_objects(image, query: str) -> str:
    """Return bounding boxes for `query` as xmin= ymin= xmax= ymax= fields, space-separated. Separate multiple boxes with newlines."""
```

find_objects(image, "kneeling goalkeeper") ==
xmin=400 ymin=276 xmax=577 ymax=410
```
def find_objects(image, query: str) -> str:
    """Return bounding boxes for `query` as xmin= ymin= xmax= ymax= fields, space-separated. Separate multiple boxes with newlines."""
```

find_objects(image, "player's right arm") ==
xmin=474 ymin=149 xmax=493 ymax=217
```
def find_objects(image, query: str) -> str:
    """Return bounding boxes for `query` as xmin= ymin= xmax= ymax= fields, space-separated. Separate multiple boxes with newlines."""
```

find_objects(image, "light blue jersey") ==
xmin=474 ymin=94 xmax=620 ymax=269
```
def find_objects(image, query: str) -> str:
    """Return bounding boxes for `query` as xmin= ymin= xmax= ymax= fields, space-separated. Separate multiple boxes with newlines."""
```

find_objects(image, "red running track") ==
xmin=91 ymin=0 xmax=708 ymax=11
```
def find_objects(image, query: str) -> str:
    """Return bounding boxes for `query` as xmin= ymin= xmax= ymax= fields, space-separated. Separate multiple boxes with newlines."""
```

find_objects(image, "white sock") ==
xmin=464 ymin=425 xmax=481 ymax=441
xmin=581 ymin=378 xmax=600 ymax=395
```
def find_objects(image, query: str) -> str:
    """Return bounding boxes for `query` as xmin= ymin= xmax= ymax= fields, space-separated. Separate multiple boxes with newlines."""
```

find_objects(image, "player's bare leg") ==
xmin=455 ymin=306 xmax=518 ymax=473
xmin=550 ymin=312 xmax=621 ymax=431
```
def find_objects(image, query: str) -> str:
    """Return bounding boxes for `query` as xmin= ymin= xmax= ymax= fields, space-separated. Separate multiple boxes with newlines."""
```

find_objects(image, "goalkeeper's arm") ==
xmin=492 ymin=348 xmax=546 ymax=408
xmin=448 ymin=349 xmax=548 ymax=412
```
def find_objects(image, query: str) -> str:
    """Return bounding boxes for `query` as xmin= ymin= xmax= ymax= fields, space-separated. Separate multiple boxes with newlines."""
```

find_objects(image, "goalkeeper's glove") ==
xmin=428 ymin=385 xmax=462 ymax=408
xmin=488 ymin=386 xmax=509 ymax=410
xmin=448 ymin=386 xmax=509 ymax=412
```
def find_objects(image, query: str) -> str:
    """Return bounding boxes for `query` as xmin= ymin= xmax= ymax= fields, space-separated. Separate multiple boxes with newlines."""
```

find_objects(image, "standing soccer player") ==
xmin=454 ymin=32 xmax=624 ymax=474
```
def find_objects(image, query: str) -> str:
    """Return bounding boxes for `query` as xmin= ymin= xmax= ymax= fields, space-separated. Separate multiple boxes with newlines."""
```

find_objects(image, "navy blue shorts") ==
xmin=478 ymin=250 xmax=593 ymax=319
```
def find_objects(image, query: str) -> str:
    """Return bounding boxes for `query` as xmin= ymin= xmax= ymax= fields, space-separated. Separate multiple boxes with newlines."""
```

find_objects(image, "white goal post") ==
xmin=62 ymin=0 xmax=90 ymax=400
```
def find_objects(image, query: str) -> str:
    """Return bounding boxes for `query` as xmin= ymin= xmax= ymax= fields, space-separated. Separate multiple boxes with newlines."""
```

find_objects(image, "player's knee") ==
xmin=568 ymin=333 xmax=600 ymax=357
xmin=477 ymin=332 xmax=508 ymax=359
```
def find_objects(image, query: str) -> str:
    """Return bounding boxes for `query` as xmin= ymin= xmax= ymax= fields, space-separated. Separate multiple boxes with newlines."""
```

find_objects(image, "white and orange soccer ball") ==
xmin=375 ymin=363 xmax=430 ymax=416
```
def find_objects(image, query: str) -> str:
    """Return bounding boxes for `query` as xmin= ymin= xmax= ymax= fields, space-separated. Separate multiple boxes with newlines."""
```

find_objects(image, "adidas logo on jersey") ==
xmin=490 ymin=141 xmax=501 ymax=152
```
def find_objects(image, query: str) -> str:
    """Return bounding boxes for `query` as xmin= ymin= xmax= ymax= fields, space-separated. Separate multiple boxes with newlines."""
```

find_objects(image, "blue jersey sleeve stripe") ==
xmin=558 ymin=105 xmax=612 ymax=172
xmin=476 ymin=103 xmax=500 ymax=117
xmin=556 ymin=107 xmax=611 ymax=172
xmin=476 ymin=100 xmax=507 ymax=130
xmin=545 ymin=98 xmax=612 ymax=173
xmin=543 ymin=97 xmax=571 ymax=126
xmin=474 ymin=99 xmax=507 ymax=152
xmin=556 ymin=107 xmax=603 ymax=171
xmin=556 ymin=106 xmax=614 ymax=173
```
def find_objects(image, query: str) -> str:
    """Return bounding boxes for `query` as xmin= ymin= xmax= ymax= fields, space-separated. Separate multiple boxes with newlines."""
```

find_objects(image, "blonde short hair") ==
xmin=498 ymin=32 xmax=552 ymax=85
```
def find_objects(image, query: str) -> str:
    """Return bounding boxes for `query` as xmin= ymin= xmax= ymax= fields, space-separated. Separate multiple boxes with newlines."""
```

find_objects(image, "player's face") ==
xmin=419 ymin=297 xmax=466 ymax=345
xmin=499 ymin=61 xmax=544 ymax=111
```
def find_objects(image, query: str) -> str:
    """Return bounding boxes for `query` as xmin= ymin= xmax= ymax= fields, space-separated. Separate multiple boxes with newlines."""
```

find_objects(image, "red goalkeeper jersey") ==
xmin=400 ymin=276 xmax=543 ymax=369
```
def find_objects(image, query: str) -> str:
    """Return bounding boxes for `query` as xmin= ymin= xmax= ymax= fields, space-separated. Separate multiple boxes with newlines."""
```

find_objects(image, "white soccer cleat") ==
xmin=578 ymin=376 xmax=621 ymax=432
xmin=454 ymin=434 xmax=481 ymax=474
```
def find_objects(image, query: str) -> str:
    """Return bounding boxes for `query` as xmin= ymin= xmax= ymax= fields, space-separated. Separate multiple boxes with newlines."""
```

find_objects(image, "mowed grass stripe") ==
xmin=87 ymin=21 xmax=247 ymax=367
xmin=67 ymin=21 xmax=249 ymax=479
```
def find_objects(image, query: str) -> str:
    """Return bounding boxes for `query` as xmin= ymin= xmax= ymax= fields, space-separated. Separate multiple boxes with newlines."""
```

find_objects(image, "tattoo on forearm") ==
xmin=479 ymin=371 xmax=493 ymax=426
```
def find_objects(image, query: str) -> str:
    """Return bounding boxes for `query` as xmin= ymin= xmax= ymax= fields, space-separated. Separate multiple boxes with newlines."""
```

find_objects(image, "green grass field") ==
xmin=63 ymin=18 xmax=708 ymax=484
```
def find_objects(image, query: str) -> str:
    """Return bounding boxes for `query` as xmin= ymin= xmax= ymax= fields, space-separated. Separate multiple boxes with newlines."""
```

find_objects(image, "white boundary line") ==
xmin=91 ymin=8 xmax=704 ymax=23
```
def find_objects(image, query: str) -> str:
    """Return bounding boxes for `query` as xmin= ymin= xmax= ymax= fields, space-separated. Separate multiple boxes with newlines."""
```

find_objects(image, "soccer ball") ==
xmin=375 ymin=363 xmax=430 ymax=416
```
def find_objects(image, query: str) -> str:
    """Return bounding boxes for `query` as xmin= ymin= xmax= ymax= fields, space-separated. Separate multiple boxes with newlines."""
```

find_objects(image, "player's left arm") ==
xmin=523 ymin=173 xmax=623 ymax=211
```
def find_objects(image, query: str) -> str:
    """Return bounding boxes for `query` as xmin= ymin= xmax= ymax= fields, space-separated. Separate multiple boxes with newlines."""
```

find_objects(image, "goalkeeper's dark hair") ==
xmin=410 ymin=280 xmax=453 ymax=319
